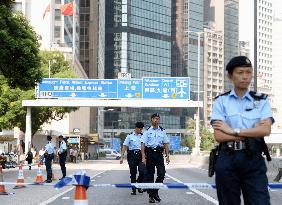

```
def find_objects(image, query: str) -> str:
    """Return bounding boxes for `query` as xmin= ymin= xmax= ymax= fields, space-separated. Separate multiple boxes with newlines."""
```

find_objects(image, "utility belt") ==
xmin=145 ymin=146 xmax=164 ymax=154
xmin=128 ymin=150 xmax=141 ymax=155
xmin=221 ymin=141 xmax=247 ymax=151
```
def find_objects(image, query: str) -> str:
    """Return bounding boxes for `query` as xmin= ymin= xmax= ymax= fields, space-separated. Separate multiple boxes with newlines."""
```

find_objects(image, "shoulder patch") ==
xmin=159 ymin=126 xmax=165 ymax=131
xmin=214 ymin=90 xmax=231 ymax=100
xmin=249 ymin=91 xmax=268 ymax=101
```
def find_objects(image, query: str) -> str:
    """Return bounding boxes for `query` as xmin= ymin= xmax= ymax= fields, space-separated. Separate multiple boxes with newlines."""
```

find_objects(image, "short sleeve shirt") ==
xmin=123 ymin=132 xmax=142 ymax=150
xmin=141 ymin=126 xmax=169 ymax=148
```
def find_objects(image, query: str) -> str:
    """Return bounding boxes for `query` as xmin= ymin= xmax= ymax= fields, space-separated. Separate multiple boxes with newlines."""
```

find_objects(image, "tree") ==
xmin=184 ymin=117 xmax=215 ymax=151
xmin=0 ymin=1 xmax=42 ymax=89
xmin=0 ymin=51 xmax=78 ymax=136
xmin=200 ymin=126 xmax=215 ymax=151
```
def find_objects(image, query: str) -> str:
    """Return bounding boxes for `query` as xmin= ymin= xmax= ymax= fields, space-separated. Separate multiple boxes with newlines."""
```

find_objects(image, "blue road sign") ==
xmin=117 ymin=79 xmax=142 ymax=99
xmin=142 ymin=77 xmax=190 ymax=99
xmin=36 ymin=78 xmax=118 ymax=99
xmin=112 ymin=138 xmax=121 ymax=152
xmin=169 ymin=135 xmax=181 ymax=151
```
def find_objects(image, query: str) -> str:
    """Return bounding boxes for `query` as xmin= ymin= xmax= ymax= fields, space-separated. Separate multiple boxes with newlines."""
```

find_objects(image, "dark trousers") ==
xmin=145 ymin=151 xmax=165 ymax=197
xmin=59 ymin=156 xmax=67 ymax=177
xmin=127 ymin=152 xmax=145 ymax=190
xmin=215 ymin=150 xmax=270 ymax=205
xmin=45 ymin=158 xmax=52 ymax=180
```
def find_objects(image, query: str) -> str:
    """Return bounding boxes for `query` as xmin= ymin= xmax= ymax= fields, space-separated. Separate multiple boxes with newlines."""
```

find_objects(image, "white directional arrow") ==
xmin=178 ymin=88 xmax=186 ymax=98
xmin=70 ymin=93 xmax=76 ymax=97
xmin=125 ymin=93 xmax=133 ymax=98
xmin=162 ymin=93 xmax=170 ymax=98
xmin=99 ymin=93 xmax=107 ymax=97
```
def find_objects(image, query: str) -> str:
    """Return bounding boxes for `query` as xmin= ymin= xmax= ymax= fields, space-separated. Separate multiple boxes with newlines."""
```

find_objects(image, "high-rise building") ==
xmin=102 ymin=0 xmax=186 ymax=135
xmin=239 ymin=0 xmax=273 ymax=94
xmin=172 ymin=0 xmax=204 ymax=124
xmin=203 ymin=28 xmax=224 ymax=124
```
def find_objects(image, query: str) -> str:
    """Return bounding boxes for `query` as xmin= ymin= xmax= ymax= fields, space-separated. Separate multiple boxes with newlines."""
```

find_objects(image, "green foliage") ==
xmin=118 ymin=132 xmax=127 ymax=146
xmin=200 ymin=126 xmax=215 ymax=151
xmin=0 ymin=3 xmax=42 ymax=89
xmin=0 ymin=50 xmax=79 ymax=135
xmin=184 ymin=117 xmax=215 ymax=151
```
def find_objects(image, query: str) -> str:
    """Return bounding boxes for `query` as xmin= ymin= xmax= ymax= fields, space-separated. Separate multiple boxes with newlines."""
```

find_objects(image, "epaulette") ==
xmin=249 ymin=91 xmax=268 ymax=101
xmin=146 ymin=126 xmax=150 ymax=130
xmin=159 ymin=126 xmax=165 ymax=131
xmin=214 ymin=90 xmax=231 ymax=100
xmin=129 ymin=132 xmax=133 ymax=135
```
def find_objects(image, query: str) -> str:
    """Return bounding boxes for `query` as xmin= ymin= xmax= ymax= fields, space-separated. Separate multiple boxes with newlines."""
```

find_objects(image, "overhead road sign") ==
xmin=36 ymin=78 xmax=118 ymax=99
xmin=143 ymin=77 xmax=190 ymax=99
xmin=117 ymin=79 xmax=142 ymax=99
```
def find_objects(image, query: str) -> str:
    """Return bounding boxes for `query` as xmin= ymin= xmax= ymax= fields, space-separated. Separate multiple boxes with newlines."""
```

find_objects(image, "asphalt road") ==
xmin=0 ymin=156 xmax=281 ymax=205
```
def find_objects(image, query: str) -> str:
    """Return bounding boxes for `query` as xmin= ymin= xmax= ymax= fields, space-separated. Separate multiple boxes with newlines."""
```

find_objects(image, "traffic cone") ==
xmin=13 ymin=164 xmax=26 ymax=189
xmin=0 ymin=165 xmax=8 ymax=195
xmin=74 ymin=185 xmax=88 ymax=205
xmin=34 ymin=163 xmax=44 ymax=184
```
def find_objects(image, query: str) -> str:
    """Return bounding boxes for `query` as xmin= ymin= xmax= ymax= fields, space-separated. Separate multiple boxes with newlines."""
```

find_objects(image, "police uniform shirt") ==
xmin=59 ymin=140 xmax=67 ymax=153
xmin=141 ymin=126 xmax=169 ymax=148
xmin=45 ymin=141 xmax=54 ymax=154
xmin=123 ymin=132 xmax=142 ymax=150
xmin=211 ymin=89 xmax=274 ymax=130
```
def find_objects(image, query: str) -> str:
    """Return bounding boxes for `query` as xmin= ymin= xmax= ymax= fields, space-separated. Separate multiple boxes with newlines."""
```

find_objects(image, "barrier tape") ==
xmin=1 ymin=181 xmax=282 ymax=190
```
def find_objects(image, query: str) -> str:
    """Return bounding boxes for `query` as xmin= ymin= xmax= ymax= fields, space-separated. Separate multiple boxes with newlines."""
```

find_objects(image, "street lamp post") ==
xmin=185 ymin=30 xmax=204 ymax=155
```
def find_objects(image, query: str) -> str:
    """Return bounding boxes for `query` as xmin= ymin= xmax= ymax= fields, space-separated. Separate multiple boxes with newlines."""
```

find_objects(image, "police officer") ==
xmin=58 ymin=135 xmax=67 ymax=180
xmin=211 ymin=56 xmax=274 ymax=205
xmin=120 ymin=122 xmax=145 ymax=195
xmin=44 ymin=135 xmax=54 ymax=183
xmin=141 ymin=113 xmax=170 ymax=203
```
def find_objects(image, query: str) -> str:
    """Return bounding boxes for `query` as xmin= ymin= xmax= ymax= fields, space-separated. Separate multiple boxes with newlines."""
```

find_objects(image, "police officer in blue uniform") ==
xmin=58 ymin=135 xmax=67 ymax=180
xmin=120 ymin=122 xmax=145 ymax=195
xmin=141 ymin=113 xmax=170 ymax=203
xmin=211 ymin=56 xmax=274 ymax=205
xmin=44 ymin=135 xmax=54 ymax=183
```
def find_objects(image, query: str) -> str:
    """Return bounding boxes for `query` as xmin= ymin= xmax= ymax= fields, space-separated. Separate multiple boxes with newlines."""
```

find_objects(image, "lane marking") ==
xmin=166 ymin=173 xmax=218 ymax=205
xmin=38 ymin=170 xmax=107 ymax=205
xmin=186 ymin=191 xmax=194 ymax=195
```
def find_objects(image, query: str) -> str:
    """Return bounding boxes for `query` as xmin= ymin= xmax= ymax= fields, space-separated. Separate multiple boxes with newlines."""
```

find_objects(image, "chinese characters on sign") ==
xmin=36 ymin=77 xmax=190 ymax=100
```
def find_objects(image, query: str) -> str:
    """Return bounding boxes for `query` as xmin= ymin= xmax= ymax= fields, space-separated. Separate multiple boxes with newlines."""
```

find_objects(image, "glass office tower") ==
xmin=104 ymin=0 xmax=181 ymax=132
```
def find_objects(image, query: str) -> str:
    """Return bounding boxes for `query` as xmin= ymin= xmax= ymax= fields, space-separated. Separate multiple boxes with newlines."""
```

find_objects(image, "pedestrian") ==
xmin=44 ymin=135 xmax=54 ymax=183
xmin=58 ymin=135 xmax=67 ymax=180
xmin=69 ymin=147 xmax=74 ymax=162
xmin=26 ymin=149 xmax=33 ymax=170
xmin=141 ymin=113 xmax=170 ymax=203
xmin=120 ymin=121 xmax=145 ymax=195
xmin=211 ymin=56 xmax=274 ymax=205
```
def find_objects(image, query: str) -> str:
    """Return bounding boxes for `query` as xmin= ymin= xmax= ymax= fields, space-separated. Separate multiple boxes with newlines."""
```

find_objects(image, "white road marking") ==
xmin=186 ymin=191 xmax=194 ymax=195
xmin=38 ymin=170 xmax=107 ymax=205
xmin=166 ymin=173 xmax=219 ymax=205
xmin=62 ymin=197 xmax=70 ymax=200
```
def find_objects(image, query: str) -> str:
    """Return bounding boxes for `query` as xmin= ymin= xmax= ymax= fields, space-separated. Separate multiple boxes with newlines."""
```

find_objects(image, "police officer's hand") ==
xmin=166 ymin=156 xmax=170 ymax=165
xmin=212 ymin=121 xmax=234 ymax=135
xmin=120 ymin=158 xmax=123 ymax=164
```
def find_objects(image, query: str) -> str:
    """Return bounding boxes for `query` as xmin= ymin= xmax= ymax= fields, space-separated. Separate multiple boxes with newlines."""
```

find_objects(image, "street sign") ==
xmin=117 ymin=79 xmax=142 ymax=99
xmin=142 ymin=77 xmax=190 ymax=99
xmin=36 ymin=78 xmax=118 ymax=99
xmin=118 ymin=72 xmax=131 ymax=79
xmin=169 ymin=135 xmax=181 ymax=151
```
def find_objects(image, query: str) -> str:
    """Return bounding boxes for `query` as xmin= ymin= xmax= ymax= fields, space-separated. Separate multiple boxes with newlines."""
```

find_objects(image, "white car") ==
xmin=99 ymin=149 xmax=121 ymax=160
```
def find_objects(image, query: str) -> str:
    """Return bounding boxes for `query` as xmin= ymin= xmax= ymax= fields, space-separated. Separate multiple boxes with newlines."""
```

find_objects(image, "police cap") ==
xmin=151 ymin=113 xmax=160 ymax=119
xmin=135 ymin=121 xmax=144 ymax=128
xmin=226 ymin=56 xmax=252 ymax=74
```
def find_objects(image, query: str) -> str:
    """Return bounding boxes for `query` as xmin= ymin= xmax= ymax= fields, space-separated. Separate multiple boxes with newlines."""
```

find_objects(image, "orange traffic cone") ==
xmin=0 ymin=165 xmax=8 ymax=195
xmin=74 ymin=185 xmax=88 ymax=205
xmin=14 ymin=164 xmax=26 ymax=189
xmin=34 ymin=163 xmax=44 ymax=184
